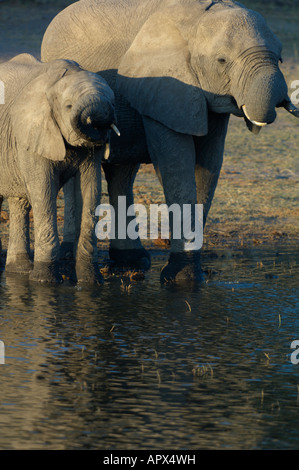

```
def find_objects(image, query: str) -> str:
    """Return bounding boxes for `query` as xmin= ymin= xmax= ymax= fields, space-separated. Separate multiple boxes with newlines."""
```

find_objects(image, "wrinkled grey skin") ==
xmin=41 ymin=0 xmax=297 ymax=283
xmin=0 ymin=53 xmax=115 ymax=284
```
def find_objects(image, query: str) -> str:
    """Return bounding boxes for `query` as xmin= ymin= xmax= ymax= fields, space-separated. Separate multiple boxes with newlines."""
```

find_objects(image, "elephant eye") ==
xmin=65 ymin=102 xmax=73 ymax=112
xmin=217 ymin=58 xmax=227 ymax=65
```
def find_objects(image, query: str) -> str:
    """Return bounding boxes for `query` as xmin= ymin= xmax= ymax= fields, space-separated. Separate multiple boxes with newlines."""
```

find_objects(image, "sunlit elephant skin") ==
xmin=41 ymin=0 xmax=299 ymax=283
xmin=0 ymin=54 xmax=116 ymax=284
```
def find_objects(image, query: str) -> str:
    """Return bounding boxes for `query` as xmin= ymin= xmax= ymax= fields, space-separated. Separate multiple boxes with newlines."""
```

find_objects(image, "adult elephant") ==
xmin=41 ymin=0 xmax=299 ymax=283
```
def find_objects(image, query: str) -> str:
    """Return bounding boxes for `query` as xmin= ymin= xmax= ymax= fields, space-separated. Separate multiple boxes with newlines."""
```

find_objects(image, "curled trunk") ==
xmin=241 ymin=67 xmax=288 ymax=126
xmin=71 ymin=94 xmax=116 ymax=145
xmin=232 ymin=48 xmax=293 ymax=133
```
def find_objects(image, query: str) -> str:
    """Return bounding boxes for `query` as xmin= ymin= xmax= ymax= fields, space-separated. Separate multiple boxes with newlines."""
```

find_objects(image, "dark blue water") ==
xmin=0 ymin=245 xmax=298 ymax=450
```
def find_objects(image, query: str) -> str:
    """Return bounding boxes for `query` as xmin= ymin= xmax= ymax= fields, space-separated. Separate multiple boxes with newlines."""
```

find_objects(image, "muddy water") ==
xmin=0 ymin=245 xmax=298 ymax=450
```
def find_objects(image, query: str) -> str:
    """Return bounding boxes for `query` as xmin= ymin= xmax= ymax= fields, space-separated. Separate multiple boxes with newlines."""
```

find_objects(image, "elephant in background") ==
xmin=0 ymin=53 xmax=116 ymax=284
xmin=41 ymin=0 xmax=299 ymax=283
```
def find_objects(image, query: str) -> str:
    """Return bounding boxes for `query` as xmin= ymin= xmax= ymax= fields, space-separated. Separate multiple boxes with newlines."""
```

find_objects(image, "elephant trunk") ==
xmin=232 ymin=47 xmax=293 ymax=133
xmin=71 ymin=94 xmax=116 ymax=145
xmin=281 ymin=99 xmax=299 ymax=118
xmin=240 ymin=67 xmax=288 ymax=133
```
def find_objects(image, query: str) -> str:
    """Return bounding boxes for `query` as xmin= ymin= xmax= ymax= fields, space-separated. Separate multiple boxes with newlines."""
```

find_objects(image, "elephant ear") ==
xmin=10 ymin=72 xmax=66 ymax=161
xmin=116 ymin=13 xmax=208 ymax=136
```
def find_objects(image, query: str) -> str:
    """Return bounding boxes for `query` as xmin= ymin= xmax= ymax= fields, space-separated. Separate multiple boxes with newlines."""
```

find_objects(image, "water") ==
xmin=0 ymin=245 xmax=298 ymax=450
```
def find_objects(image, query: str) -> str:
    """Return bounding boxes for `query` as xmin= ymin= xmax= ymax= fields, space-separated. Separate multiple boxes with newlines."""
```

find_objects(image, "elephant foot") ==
xmin=29 ymin=261 xmax=62 ymax=284
xmin=160 ymin=251 xmax=204 ymax=284
xmin=109 ymin=247 xmax=151 ymax=270
xmin=6 ymin=254 xmax=33 ymax=275
xmin=59 ymin=241 xmax=74 ymax=260
xmin=75 ymin=261 xmax=104 ymax=285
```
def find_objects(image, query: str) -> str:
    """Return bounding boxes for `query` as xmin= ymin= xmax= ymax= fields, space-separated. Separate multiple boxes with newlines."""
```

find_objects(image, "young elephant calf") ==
xmin=0 ymin=54 xmax=116 ymax=284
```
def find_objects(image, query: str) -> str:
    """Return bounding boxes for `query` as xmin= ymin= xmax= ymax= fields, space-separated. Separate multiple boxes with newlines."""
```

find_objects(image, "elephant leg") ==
xmin=6 ymin=196 xmax=32 ymax=274
xmin=73 ymin=156 xmax=103 ymax=284
xmin=60 ymin=177 xmax=76 ymax=260
xmin=102 ymin=161 xmax=151 ymax=270
xmin=194 ymin=112 xmax=230 ymax=226
xmin=143 ymin=116 xmax=202 ymax=283
xmin=28 ymin=179 xmax=62 ymax=284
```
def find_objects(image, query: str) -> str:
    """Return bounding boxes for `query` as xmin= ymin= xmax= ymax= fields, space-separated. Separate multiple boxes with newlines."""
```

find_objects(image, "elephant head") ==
xmin=10 ymin=56 xmax=117 ymax=161
xmin=117 ymin=0 xmax=299 ymax=135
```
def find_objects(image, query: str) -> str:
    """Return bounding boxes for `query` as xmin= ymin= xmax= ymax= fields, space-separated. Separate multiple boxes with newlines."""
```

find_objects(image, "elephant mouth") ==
xmin=242 ymin=105 xmax=268 ymax=135
xmin=71 ymin=112 xmax=120 ymax=146
xmin=82 ymin=120 xmax=120 ymax=145
xmin=82 ymin=125 xmax=110 ymax=145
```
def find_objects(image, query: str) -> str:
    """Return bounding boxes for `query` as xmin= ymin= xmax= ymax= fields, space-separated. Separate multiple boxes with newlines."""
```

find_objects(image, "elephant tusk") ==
xmin=111 ymin=123 xmax=121 ymax=136
xmin=283 ymin=101 xmax=299 ymax=118
xmin=104 ymin=142 xmax=110 ymax=160
xmin=248 ymin=120 xmax=267 ymax=127
xmin=242 ymin=105 xmax=268 ymax=127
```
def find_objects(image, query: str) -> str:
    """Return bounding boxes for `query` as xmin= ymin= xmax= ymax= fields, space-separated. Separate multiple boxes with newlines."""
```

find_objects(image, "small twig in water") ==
xmin=264 ymin=352 xmax=270 ymax=362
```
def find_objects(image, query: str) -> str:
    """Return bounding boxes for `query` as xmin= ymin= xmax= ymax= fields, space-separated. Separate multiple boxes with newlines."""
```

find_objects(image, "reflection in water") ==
xmin=0 ymin=246 xmax=298 ymax=449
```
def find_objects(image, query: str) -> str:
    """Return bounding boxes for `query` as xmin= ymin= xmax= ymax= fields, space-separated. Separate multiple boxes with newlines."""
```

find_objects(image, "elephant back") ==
xmin=0 ymin=54 xmax=42 ymax=117
xmin=41 ymin=0 xmax=162 ymax=73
